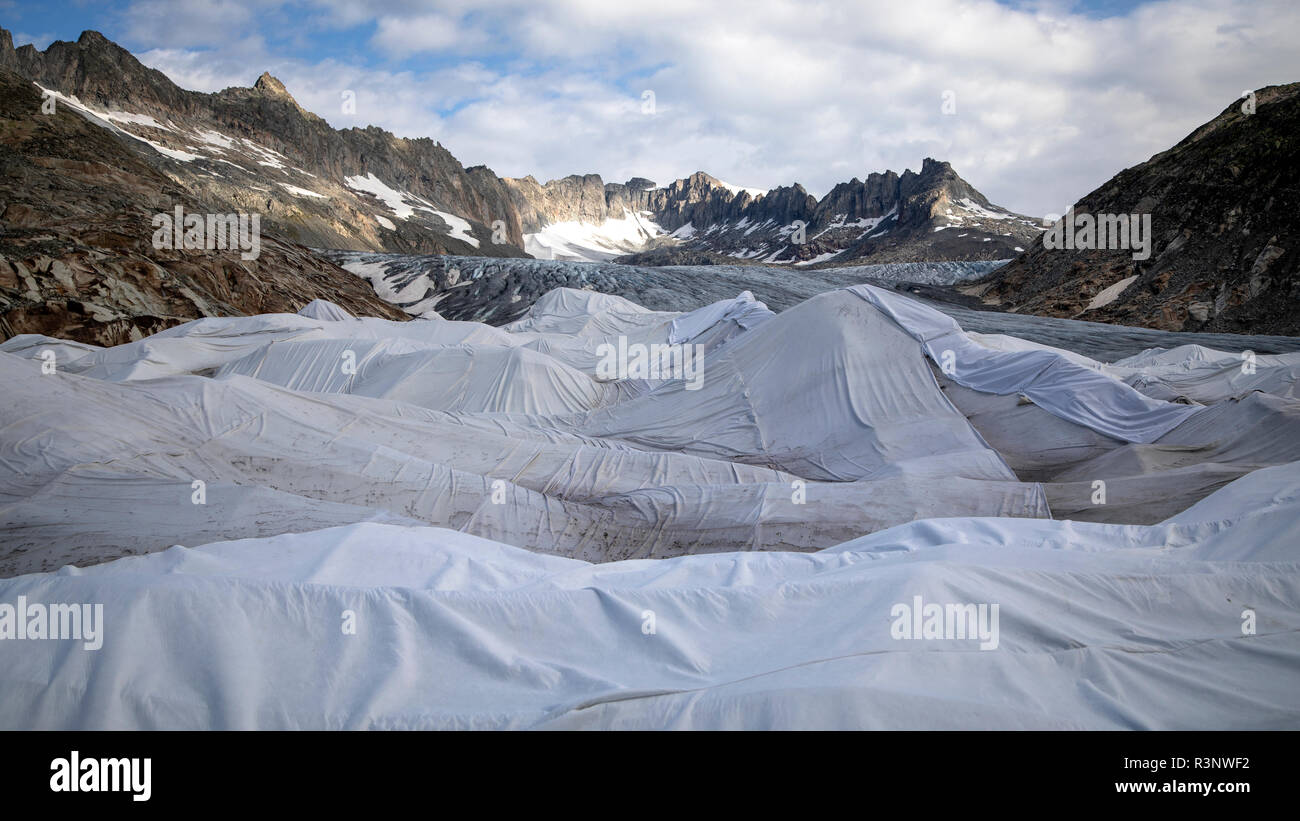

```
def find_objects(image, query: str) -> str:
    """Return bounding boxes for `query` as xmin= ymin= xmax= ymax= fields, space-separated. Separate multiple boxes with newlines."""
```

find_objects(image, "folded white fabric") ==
xmin=851 ymin=284 xmax=1201 ymax=442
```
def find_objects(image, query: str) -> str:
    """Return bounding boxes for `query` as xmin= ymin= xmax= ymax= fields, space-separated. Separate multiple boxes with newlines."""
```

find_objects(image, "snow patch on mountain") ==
xmin=345 ymin=173 xmax=418 ymax=219
xmin=345 ymin=172 xmax=480 ymax=248
xmin=35 ymin=84 xmax=205 ymax=162
xmin=525 ymin=210 xmax=666 ymax=262
xmin=716 ymin=179 xmax=767 ymax=198
xmin=1087 ymin=275 xmax=1139 ymax=311
xmin=279 ymin=183 xmax=326 ymax=199
xmin=430 ymin=209 xmax=479 ymax=249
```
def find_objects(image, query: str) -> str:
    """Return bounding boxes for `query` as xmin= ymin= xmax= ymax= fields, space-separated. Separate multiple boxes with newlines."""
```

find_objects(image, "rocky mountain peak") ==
xmin=76 ymin=30 xmax=114 ymax=49
xmin=253 ymin=72 xmax=300 ymax=106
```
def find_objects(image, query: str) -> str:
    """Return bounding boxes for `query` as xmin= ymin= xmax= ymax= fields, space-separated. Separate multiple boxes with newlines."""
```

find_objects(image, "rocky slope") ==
xmin=0 ymin=69 xmax=407 ymax=345
xmin=974 ymin=83 xmax=1300 ymax=334
xmin=0 ymin=29 xmax=530 ymax=258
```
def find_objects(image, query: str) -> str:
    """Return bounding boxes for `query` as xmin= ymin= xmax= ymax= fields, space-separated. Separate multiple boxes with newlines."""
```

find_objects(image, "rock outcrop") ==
xmin=0 ymin=28 xmax=530 ymax=257
xmin=0 ymin=69 xmax=407 ymax=345
xmin=976 ymin=83 xmax=1300 ymax=334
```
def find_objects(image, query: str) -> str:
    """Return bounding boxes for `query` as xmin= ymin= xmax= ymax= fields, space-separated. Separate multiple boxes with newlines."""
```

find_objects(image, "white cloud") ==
xmin=125 ymin=0 xmax=1300 ymax=216
xmin=370 ymin=12 xmax=489 ymax=55
xmin=122 ymin=0 xmax=260 ymax=49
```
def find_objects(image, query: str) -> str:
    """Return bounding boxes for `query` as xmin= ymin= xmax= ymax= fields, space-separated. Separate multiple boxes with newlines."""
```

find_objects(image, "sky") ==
xmin=2 ymin=0 xmax=1298 ymax=216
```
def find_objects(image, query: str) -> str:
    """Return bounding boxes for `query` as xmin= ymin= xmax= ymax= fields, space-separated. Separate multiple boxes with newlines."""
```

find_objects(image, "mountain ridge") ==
xmin=508 ymin=160 xmax=1042 ymax=265
xmin=0 ymin=68 xmax=408 ymax=345
xmin=0 ymin=27 xmax=1038 ymax=266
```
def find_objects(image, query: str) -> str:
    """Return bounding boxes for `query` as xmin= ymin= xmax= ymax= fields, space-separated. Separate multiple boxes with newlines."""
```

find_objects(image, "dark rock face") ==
xmin=504 ymin=174 xmax=611 ymax=231
xmin=0 ymin=28 xmax=530 ymax=257
xmin=814 ymin=173 xmax=901 ymax=224
xmin=640 ymin=172 xmax=759 ymax=231
xmin=0 ymin=69 xmax=407 ymax=345
xmin=0 ymin=30 xmax=197 ymax=116
xmin=977 ymin=83 xmax=1300 ymax=335
xmin=744 ymin=183 xmax=818 ymax=228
